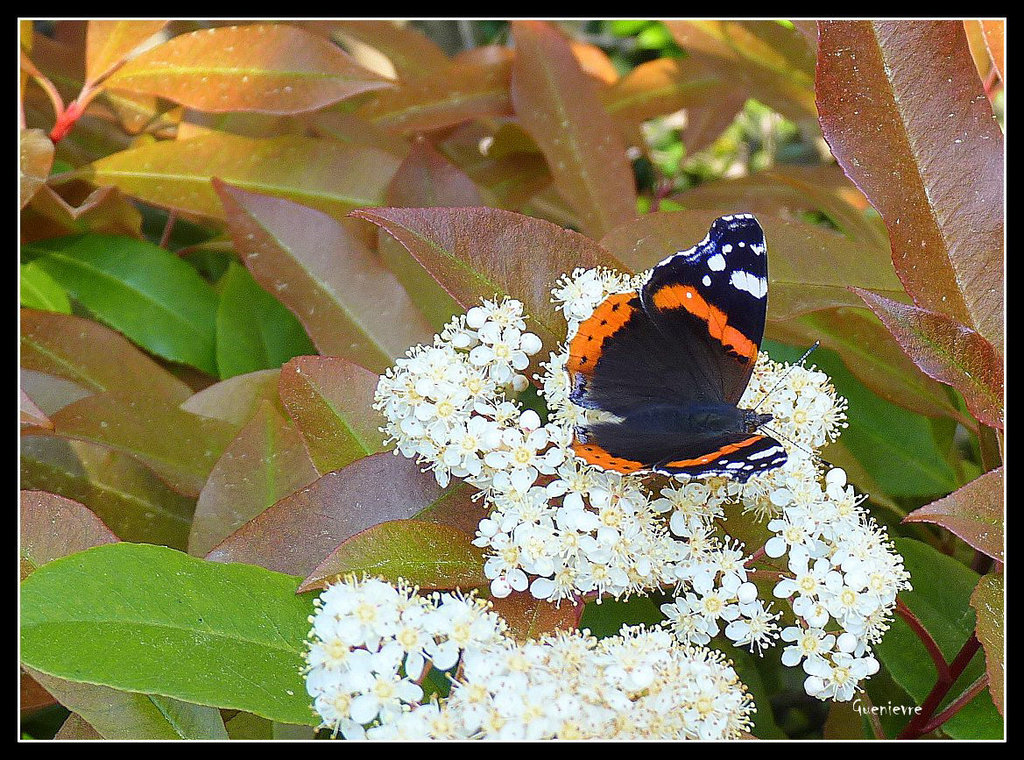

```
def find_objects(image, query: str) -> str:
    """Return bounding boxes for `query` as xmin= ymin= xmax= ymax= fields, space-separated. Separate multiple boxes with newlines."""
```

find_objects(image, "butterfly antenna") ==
xmin=751 ymin=341 xmax=820 ymax=412
xmin=759 ymin=422 xmax=825 ymax=465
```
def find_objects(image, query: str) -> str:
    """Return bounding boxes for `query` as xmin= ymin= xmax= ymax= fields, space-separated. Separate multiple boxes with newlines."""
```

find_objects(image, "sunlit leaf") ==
xmin=357 ymin=53 xmax=513 ymax=134
xmin=215 ymin=181 xmax=433 ymax=372
xmin=105 ymin=23 xmax=392 ymax=114
xmin=665 ymin=19 xmax=817 ymax=122
xmin=188 ymin=400 xmax=319 ymax=557
xmin=20 ymin=542 xmax=317 ymax=726
xmin=979 ymin=20 xmax=1004 ymax=82
xmin=322 ymin=20 xmax=449 ymax=78
xmin=82 ymin=133 xmax=401 ymax=220
xmin=20 ymin=262 xmax=71 ymax=314
xmin=85 ymin=19 xmax=167 ymax=83
xmin=300 ymin=519 xmax=487 ymax=592
xmin=904 ymin=467 xmax=1003 ymax=562
xmin=816 ymin=20 xmax=1004 ymax=355
xmin=510 ymin=21 xmax=637 ymax=238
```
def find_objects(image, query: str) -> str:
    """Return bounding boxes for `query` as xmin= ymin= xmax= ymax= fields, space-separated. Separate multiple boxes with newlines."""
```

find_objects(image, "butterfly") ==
xmin=568 ymin=213 xmax=787 ymax=482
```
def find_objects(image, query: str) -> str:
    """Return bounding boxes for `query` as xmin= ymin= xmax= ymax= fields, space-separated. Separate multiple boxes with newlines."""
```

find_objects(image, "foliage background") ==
xmin=19 ymin=19 xmax=1004 ymax=740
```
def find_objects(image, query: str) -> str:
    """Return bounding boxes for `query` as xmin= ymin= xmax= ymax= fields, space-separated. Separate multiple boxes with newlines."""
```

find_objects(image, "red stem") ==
xmin=918 ymin=674 xmax=990 ymax=736
xmin=898 ymin=634 xmax=982 ymax=739
xmin=896 ymin=597 xmax=950 ymax=682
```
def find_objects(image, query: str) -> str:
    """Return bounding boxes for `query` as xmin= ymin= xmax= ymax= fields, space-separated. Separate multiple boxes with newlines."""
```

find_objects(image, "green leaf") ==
xmin=214 ymin=262 xmax=315 ymax=380
xmin=300 ymin=519 xmax=487 ymax=592
xmin=816 ymin=21 xmax=1004 ymax=355
xmin=29 ymin=667 xmax=228 ymax=740
xmin=20 ymin=542 xmax=318 ymax=726
xmin=23 ymin=235 xmax=219 ymax=375
xmin=104 ymin=23 xmax=392 ymax=114
xmin=20 ymin=436 xmax=197 ymax=550
xmin=20 ymin=262 xmax=71 ymax=314
xmin=970 ymin=573 xmax=1004 ymax=716
xmin=874 ymin=539 xmax=1001 ymax=738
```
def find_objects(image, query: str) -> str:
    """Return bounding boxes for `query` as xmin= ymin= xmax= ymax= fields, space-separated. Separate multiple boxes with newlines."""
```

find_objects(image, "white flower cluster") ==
xmin=371 ymin=267 xmax=910 ymax=705
xmin=305 ymin=576 xmax=755 ymax=740
xmin=765 ymin=467 xmax=911 ymax=701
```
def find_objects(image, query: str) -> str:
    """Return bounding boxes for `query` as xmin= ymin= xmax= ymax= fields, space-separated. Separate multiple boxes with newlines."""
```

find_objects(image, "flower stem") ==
xmin=897 ymin=634 xmax=981 ymax=739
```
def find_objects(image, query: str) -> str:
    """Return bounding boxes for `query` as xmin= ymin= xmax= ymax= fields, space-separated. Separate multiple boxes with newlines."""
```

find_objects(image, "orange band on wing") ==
xmin=567 ymin=292 xmax=637 ymax=375
xmin=572 ymin=438 xmax=647 ymax=474
xmin=661 ymin=435 xmax=764 ymax=468
xmin=649 ymin=284 xmax=757 ymax=361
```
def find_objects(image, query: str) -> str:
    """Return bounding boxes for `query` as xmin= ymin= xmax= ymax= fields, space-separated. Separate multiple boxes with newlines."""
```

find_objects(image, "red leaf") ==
xmin=853 ymin=288 xmax=1004 ymax=429
xmin=816 ymin=21 xmax=1004 ymax=355
xmin=277 ymin=355 xmax=386 ymax=474
xmin=352 ymin=206 xmax=625 ymax=358
xmin=904 ymin=467 xmax=1003 ymax=561
xmin=214 ymin=180 xmax=434 ymax=372
xmin=489 ymin=591 xmax=583 ymax=643
xmin=20 ymin=490 xmax=118 ymax=579
xmin=206 ymin=452 xmax=467 ymax=576
xmin=188 ymin=400 xmax=320 ymax=557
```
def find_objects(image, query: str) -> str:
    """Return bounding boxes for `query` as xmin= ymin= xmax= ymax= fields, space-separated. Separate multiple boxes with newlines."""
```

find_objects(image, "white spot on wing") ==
xmin=730 ymin=270 xmax=768 ymax=298
xmin=707 ymin=253 xmax=726 ymax=271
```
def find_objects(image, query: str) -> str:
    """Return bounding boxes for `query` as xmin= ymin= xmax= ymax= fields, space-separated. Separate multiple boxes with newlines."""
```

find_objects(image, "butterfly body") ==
xmin=568 ymin=214 xmax=786 ymax=482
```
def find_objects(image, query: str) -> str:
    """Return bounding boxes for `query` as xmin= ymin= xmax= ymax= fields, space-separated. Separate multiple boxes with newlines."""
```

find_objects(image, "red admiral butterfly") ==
xmin=568 ymin=213 xmax=787 ymax=482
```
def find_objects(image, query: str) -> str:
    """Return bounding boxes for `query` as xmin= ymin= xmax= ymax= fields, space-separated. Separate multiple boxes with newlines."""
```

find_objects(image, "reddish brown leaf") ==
xmin=816 ymin=21 xmax=1004 ymax=355
xmin=20 ymin=309 xmax=193 ymax=403
xmin=20 ymin=389 xmax=51 ymax=430
xmin=179 ymin=368 xmax=282 ymax=426
xmin=21 ymin=670 xmax=57 ymax=714
xmin=20 ymin=490 xmax=119 ymax=579
xmin=904 ymin=467 xmax=1003 ymax=562
xmin=352 ymin=206 xmax=626 ymax=358
xmin=206 ymin=452 xmax=465 ymax=576
xmin=20 ymin=128 xmax=54 ymax=209
xmin=299 ymin=519 xmax=487 ymax=593
xmin=85 ymin=20 xmax=167 ymax=82
xmin=570 ymin=41 xmax=619 ymax=85
xmin=358 ymin=53 xmax=514 ymax=134
xmin=42 ymin=391 xmax=236 ymax=497
xmin=188 ymin=400 xmax=319 ymax=557
xmin=381 ymin=141 xmax=481 ymax=328
xmin=854 ymin=288 xmax=1004 ymax=429
xmin=308 ymin=111 xmax=410 ymax=158
xmin=20 ymin=370 xmax=91 ymax=417
xmin=665 ymin=19 xmax=817 ymax=122
xmin=277 ymin=355 xmax=386 ymax=474
xmin=489 ymin=591 xmax=583 ymax=643
xmin=600 ymin=210 xmax=906 ymax=322
xmin=54 ymin=714 xmax=103 ymax=740
xmin=105 ymin=23 xmax=392 ymax=114
xmin=83 ymin=133 xmax=401 ymax=221
xmin=970 ymin=572 xmax=1004 ymax=715
xmin=214 ymin=181 xmax=433 ymax=372
xmin=20 ymin=436 xmax=195 ymax=549
xmin=510 ymin=21 xmax=637 ymax=239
